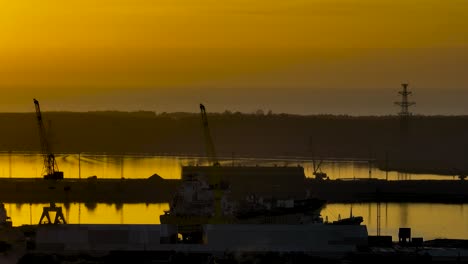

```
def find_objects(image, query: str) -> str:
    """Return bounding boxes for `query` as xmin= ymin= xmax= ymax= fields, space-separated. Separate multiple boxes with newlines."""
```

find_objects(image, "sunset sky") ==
xmin=1 ymin=0 xmax=467 ymax=114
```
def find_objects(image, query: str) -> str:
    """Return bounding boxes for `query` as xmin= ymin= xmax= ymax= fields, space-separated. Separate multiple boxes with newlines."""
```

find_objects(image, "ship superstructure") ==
xmin=160 ymin=165 xmax=327 ymax=242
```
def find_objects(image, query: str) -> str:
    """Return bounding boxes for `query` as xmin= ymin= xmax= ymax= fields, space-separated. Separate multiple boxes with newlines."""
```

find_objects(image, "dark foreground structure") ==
xmin=0 ymin=222 xmax=466 ymax=264
xmin=8 ymin=224 xmax=468 ymax=264
xmin=1 ymin=166 xmax=467 ymax=264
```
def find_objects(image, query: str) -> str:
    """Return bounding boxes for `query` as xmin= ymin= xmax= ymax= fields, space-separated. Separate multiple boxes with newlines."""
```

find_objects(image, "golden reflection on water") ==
xmin=0 ymin=153 xmax=454 ymax=180
xmin=2 ymin=153 xmax=463 ymax=240
xmin=0 ymin=153 xmax=202 ymax=179
xmin=5 ymin=203 xmax=169 ymax=226
xmin=4 ymin=202 xmax=467 ymax=240
xmin=322 ymin=203 xmax=468 ymax=240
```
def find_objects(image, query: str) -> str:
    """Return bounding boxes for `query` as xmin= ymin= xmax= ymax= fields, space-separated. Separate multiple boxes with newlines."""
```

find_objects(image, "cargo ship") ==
xmin=160 ymin=172 xmax=326 ymax=226
xmin=160 ymin=166 xmax=336 ymax=242
xmin=28 ymin=166 xmax=371 ymax=262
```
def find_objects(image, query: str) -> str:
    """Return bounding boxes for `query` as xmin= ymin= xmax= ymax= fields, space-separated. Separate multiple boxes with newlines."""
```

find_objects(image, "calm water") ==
xmin=0 ymin=152 xmax=455 ymax=180
xmin=4 ymin=203 xmax=169 ymax=226
xmin=4 ymin=202 xmax=467 ymax=240
xmin=322 ymin=203 xmax=468 ymax=240
xmin=2 ymin=153 xmax=465 ymax=240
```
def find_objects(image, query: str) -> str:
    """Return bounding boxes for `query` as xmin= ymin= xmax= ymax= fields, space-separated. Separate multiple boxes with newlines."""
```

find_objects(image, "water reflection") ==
xmin=5 ymin=203 xmax=169 ymax=226
xmin=322 ymin=203 xmax=468 ymax=240
xmin=0 ymin=152 xmax=455 ymax=180
xmin=5 ymin=202 xmax=466 ymax=241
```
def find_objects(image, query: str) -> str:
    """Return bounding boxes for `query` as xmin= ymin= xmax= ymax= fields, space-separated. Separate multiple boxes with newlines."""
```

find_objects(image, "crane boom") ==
xmin=200 ymin=104 xmax=220 ymax=166
xmin=199 ymin=104 xmax=224 ymax=222
xmin=34 ymin=99 xmax=63 ymax=180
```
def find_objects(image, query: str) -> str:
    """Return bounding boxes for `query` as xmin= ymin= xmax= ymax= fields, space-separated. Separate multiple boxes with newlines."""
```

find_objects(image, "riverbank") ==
xmin=1 ymin=113 xmax=468 ymax=175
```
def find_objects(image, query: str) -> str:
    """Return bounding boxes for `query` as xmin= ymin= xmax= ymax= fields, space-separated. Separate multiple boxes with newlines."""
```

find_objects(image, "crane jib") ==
xmin=33 ymin=98 xmax=64 ymax=180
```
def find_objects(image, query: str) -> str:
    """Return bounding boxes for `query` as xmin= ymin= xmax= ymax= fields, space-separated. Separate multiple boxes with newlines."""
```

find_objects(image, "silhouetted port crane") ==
xmin=200 ymin=104 xmax=226 ymax=222
xmin=312 ymin=159 xmax=328 ymax=180
xmin=200 ymin=104 xmax=220 ymax=166
xmin=33 ymin=99 xmax=64 ymax=180
xmin=38 ymin=202 xmax=66 ymax=225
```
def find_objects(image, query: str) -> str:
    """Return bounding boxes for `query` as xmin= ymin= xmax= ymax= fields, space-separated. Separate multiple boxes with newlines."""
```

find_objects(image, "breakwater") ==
xmin=0 ymin=177 xmax=466 ymax=204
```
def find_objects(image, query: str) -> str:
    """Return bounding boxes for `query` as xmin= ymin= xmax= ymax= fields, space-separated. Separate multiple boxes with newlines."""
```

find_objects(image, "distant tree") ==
xmin=255 ymin=109 xmax=265 ymax=116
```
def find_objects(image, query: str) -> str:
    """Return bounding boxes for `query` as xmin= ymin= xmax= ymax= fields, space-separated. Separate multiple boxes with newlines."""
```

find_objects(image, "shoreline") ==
xmin=0 ymin=177 xmax=466 ymax=204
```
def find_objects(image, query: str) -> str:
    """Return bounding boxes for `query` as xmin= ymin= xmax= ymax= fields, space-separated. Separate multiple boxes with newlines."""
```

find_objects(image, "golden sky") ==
xmin=1 ymin=0 xmax=467 ymax=114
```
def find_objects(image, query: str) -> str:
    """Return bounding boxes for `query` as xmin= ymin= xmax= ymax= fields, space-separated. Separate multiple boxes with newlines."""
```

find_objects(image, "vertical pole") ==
xmin=385 ymin=152 xmax=389 ymax=181
xmin=377 ymin=202 xmax=381 ymax=236
xmin=368 ymin=148 xmax=372 ymax=179
xmin=120 ymin=205 xmax=124 ymax=224
xmin=353 ymin=161 xmax=355 ymax=180
xmin=385 ymin=202 xmax=388 ymax=228
xmin=8 ymin=151 xmax=12 ymax=178
xmin=78 ymin=153 xmax=81 ymax=179
xmin=78 ymin=203 xmax=81 ymax=224
xmin=121 ymin=156 xmax=124 ymax=179
xmin=8 ymin=204 xmax=12 ymax=223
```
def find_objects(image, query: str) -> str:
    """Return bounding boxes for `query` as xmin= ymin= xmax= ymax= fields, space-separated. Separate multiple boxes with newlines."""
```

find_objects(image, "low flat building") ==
xmin=35 ymin=223 xmax=368 ymax=256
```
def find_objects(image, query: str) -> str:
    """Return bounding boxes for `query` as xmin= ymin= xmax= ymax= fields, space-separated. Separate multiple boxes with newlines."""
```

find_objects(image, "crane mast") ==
xmin=200 ymin=104 xmax=220 ymax=166
xmin=34 ymin=99 xmax=63 ymax=180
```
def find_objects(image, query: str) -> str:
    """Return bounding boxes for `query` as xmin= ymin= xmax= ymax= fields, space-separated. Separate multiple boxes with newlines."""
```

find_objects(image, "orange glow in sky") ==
xmin=1 ymin=0 xmax=467 ymax=114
